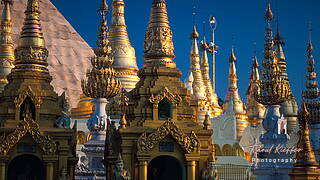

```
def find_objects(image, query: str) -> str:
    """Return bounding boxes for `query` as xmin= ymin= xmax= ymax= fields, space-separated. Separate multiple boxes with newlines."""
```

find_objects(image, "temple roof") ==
xmin=2 ymin=0 xmax=93 ymax=108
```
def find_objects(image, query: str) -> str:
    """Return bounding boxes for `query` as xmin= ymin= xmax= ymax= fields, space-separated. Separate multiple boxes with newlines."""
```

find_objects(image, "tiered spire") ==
xmin=0 ymin=0 xmax=14 ymax=92
xmin=143 ymin=0 xmax=176 ymax=68
xmin=270 ymin=2 xmax=298 ymax=133
xmin=289 ymin=103 xmax=320 ymax=179
xmin=200 ymin=37 xmax=217 ymax=106
xmin=302 ymin=30 xmax=320 ymax=125
xmin=295 ymin=103 xmax=318 ymax=165
xmin=189 ymin=26 xmax=206 ymax=100
xmin=224 ymin=48 xmax=241 ymax=103
xmin=81 ymin=0 xmax=120 ymax=138
xmin=109 ymin=0 xmax=139 ymax=91
xmin=255 ymin=0 xmax=290 ymax=105
xmin=223 ymin=48 xmax=248 ymax=140
xmin=302 ymin=36 xmax=319 ymax=102
xmin=274 ymin=23 xmax=288 ymax=82
xmin=12 ymin=0 xmax=49 ymax=74
xmin=81 ymin=0 xmax=120 ymax=101
xmin=246 ymin=55 xmax=265 ymax=126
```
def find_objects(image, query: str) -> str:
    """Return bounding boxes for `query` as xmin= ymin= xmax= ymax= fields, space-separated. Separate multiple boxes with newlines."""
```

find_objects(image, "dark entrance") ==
xmin=148 ymin=155 xmax=185 ymax=180
xmin=7 ymin=154 xmax=45 ymax=180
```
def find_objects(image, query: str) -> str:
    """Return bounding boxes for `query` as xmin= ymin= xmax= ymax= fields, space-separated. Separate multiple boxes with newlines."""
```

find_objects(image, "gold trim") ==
xmin=14 ymin=86 xmax=42 ymax=108
xmin=137 ymin=119 xmax=200 ymax=154
xmin=149 ymin=87 xmax=182 ymax=108
xmin=0 ymin=112 xmax=56 ymax=155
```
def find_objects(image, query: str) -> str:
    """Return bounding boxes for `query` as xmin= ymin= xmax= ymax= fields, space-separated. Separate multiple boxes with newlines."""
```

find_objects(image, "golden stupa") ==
xmin=0 ymin=0 xmax=76 ymax=179
xmin=104 ymin=0 xmax=216 ymax=179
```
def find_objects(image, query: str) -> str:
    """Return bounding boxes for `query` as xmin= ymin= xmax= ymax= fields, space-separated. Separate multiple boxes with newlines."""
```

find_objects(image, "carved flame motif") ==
xmin=137 ymin=119 xmax=200 ymax=154
xmin=14 ymin=86 xmax=43 ymax=108
xmin=0 ymin=112 xmax=56 ymax=155
xmin=149 ymin=87 xmax=182 ymax=108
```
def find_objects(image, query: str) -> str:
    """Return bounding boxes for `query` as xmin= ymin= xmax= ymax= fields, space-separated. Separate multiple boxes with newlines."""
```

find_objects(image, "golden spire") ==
xmin=294 ymin=103 xmax=318 ymax=167
xmin=274 ymin=21 xmax=289 ymax=82
xmin=109 ymin=0 xmax=139 ymax=91
xmin=302 ymin=29 xmax=319 ymax=101
xmin=13 ymin=0 xmax=49 ymax=73
xmin=255 ymin=0 xmax=290 ymax=106
xmin=81 ymin=0 xmax=120 ymax=99
xmin=143 ymin=0 xmax=176 ymax=68
xmin=302 ymin=29 xmax=320 ymax=125
xmin=247 ymin=55 xmax=265 ymax=126
xmin=0 ymin=0 xmax=14 ymax=92
xmin=223 ymin=48 xmax=248 ymax=140
xmin=189 ymin=26 xmax=206 ymax=100
xmin=94 ymin=0 xmax=112 ymax=58
xmin=225 ymin=48 xmax=241 ymax=102
xmin=200 ymin=37 xmax=218 ymax=106
xmin=264 ymin=0 xmax=273 ymax=22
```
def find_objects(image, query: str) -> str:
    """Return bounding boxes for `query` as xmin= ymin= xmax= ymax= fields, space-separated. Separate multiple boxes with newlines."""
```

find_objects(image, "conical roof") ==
xmin=1 ymin=0 xmax=93 ymax=108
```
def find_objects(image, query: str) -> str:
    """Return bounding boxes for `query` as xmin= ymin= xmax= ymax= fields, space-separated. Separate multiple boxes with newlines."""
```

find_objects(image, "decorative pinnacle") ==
xmin=18 ymin=0 xmax=45 ymax=48
xmin=264 ymin=0 xmax=274 ymax=22
xmin=228 ymin=47 xmax=236 ymax=62
xmin=143 ymin=0 xmax=176 ymax=68
xmin=294 ymin=102 xmax=318 ymax=167
xmin=95 ymin=0 xmax=112 ymax=58
xmin=190 ymin=25 xmax=199 ymax=39
xmin=302 ymin=28 xmax=319 ymax=100
xmin=254 ymin=2 xmax=290 ymax=105
xmin=14 ymin=0 xmax=49 ymax=71
xmin=81 ymin=0 xmax=121 ymax=99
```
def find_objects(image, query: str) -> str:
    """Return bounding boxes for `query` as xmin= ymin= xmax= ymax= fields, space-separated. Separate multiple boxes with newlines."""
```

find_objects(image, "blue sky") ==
xmin=51 ymin=0 xmax=320 ymax=104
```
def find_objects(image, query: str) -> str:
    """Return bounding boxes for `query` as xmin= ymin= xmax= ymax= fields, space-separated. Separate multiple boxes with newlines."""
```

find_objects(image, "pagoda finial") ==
xmin=14 ymin=0 xmax=49 ymax=72
xmin=81 ymin=0 xmax=121 ymax=99
xmin=189 ymin=25 xmax=206 ymax=100
xmin=200 ymin=37 xmax=217 ymax=106
xmin=247 ymin=52 xmax=265 ymax=127
xmin=264 ymin=0 xmax=274 ymax=23
xmin=294 ymin=102 xmax=318 ymax=166
xmin=302 ymin=25 xmax=319 ymax=101
xmin=143 ymin=0 xmax=176 ymax=68
xmin=94 ymin=0 xmax=112 ymax=58
xmin=0 ymin=0 xmax=14 ymax=92
xmin=228 ymin=47 xmax=236 ymax=63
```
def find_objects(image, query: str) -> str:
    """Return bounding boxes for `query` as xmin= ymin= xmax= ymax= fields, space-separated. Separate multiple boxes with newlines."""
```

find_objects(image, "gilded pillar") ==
xmin=185 ymin=154 xmax=199 ymax=180
xmin=46 ymin=162 xmax=54 ymax=180
xmin=187 ymin=160 xmax=196 ymax=180
xmin=0 ymin=156 xmax=8 ymax=180
xmin=137 ymin=155 xmax=150 ymax=180
xmin=138 ymin=160 xmax=147 ymax=180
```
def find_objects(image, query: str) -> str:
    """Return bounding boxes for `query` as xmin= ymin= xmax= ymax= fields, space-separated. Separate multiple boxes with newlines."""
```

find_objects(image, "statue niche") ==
xmin=20 ymin=97 xmax=36 ymax=120
xmin=158 ymin=98 xmax=172 ymax=120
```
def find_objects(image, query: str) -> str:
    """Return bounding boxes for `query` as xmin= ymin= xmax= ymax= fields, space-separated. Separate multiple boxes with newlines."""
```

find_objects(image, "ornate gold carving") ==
xmin=149 ymin=87 xmax=181 ymax=108
xmin=143 ymin=0 xmax=176 ymax=68
xmin=137 ymin=119 xmax=200 ymax=154
xmin=14 ymin=86 xmax=42 ymax=108
xmin=81 ymin=0 xmax=121 ymax=99
xmin=254 ymin=3 xmax=290 ymax=106
xmin=144 ymin=26 xmax=174 ymax=58
xmin=0 ymin=112 xmax=56 ymax=155
xmin=15 ymin=46 xmax=49 ymax=62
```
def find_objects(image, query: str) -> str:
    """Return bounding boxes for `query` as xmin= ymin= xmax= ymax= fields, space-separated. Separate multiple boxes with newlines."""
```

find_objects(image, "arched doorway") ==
xmin=147 ymin=155 xmax=186 ymax=180
xmin=7 ymin=154 xmax=45 ymax=180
